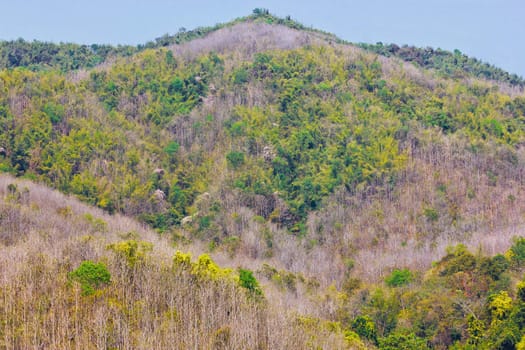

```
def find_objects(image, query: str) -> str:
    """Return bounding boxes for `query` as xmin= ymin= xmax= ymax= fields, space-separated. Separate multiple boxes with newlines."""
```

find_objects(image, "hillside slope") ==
xmin=0 ymin=174 xmax=355 ymax=349
xmin=2 ymin=175 xmax=525 ymax=348
xmin=1 ymin=13 xmax=525 ymax=349
xmin=2 ymin=19 xmax=525 ymax=276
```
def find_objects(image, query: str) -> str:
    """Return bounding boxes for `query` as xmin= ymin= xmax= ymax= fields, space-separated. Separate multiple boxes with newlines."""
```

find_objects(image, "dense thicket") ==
xmin=0 ymin=39 xmax=136 ymax=72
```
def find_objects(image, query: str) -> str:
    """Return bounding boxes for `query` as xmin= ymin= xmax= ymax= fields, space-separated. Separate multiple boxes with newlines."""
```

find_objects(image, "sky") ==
xmin=1 ymin=0 xmax=524 ymax=78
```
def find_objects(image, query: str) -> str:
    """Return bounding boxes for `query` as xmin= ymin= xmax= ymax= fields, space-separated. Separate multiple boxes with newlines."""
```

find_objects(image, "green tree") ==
xmin=352 ymin=315 xmax=378 ymax=344
xmin=385 ymin=268 xmax=413 ymax=287
xmin=226 ymin=151 xmax=245 ymax=169
xmin=379 ymin=332 xmax=429 ymax=350
xmin=69 ymin=260 xmax=111 ymax=296
xmin=510 ymin=237 xmax=525 ymax=267
xmin=238 ymin=268 xmax=263 ymax=298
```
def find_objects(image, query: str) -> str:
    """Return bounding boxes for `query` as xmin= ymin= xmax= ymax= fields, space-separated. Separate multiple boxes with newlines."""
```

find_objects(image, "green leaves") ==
xmin=42 ymin=102 xmax=65 ymax=125
xmin=1 ymin=24 xmax=524 ymax=242
xmin=352 ymin=315 xmax=378 ymax=344
xmin=70 ymin=260 xmax=111 ymax=296
xmin=107 ymin=240 xmax=153 ymax=268
xmin=173 ymin=251 xmax=235 ymax=281
xmin=509 ymin=237 xmax=525 ymax=267
xmin=164 ymin=141 xmax=180 ymax=156
xmin=238 ymin=268 xmax=263 ymax=297
xmin=359 ymin=42 xmax=525 ymax=87
xmin=379 ymin=332 xmax=429 ymax=350
xmin=223 ymin=48 xmax=410 ymax=227
xmin=385 ymin=268 xmax=413 ymax=287
xmin=226 ymin=151 xmax=245 ymax=169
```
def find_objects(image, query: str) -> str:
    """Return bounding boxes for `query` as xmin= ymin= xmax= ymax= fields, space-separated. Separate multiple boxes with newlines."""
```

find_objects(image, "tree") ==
xmin=238 ymin=268 xmax=263 ymax=298
xmin=352 ymin=315 xmax=378 ymax=344
xmin=252 ymin=8 xmax=269 ymax=16
xmin=385 ymin=268 xmax=413 ymax=287
xmin=226 ymin=151 xmax=245 ymax=169
xmin=379 ymin=333 xmax=429 ymax=350
xmin=69 ymin=260 xmax=111 ymax=295
xmin=509 ymin=237 xmax=525 ymax=267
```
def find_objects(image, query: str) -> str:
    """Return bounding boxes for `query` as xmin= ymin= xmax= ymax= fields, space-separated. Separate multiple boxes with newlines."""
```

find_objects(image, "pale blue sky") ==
xmin=1 ymin=0 xmax=523 ymax=77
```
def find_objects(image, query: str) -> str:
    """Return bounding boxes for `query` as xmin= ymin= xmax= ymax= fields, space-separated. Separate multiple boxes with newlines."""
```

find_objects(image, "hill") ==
xmin=1 ymin=10 xmax=525 ymax=348
xmin=1 ymin=10 xmax=523 ymax=88
xmin=0 ymin=174 xmax=354 ymax=349
xmin=358 ymin=42 xmax=525 ymax=88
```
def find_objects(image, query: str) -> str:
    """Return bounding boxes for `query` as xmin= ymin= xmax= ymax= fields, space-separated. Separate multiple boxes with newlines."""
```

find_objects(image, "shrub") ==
xmin=164 ymin=141 xmax=180 ymax=156
xmin=226 ymin=151 xmax=245 ymax=168
xmin=252 ymin=8 xmax=269 ymax=16
xmin=479 ymin=254 xmax=509 ymax=281
xmin=385 ymin=268 xmax=413 ymax=287
xmin=517 ymin=281 xmax=525 ymax=303
xmin=484 ymin=318 xmax=521 ymax=350
xmin=509 ymin=237 xmax=525 ymax=267
xmin=239 ymin=268 xmax=263 ymax=297
xmin=379 ymin=332 xmax=429 ymax=350
xmin=70 ymin=260 xmax=111 ymax=296
xmin=344 ymin=330 xmax=365 ymax=349
xmin=83 ymin=213 xmax=107 ymax=232
xmin=191 ymin=254 xmax=233 ymax=280
xmin=211 ymin=326 xmax=231 ymax=349
xmin=439 ymin=244 xmax=477 ymax=276
xmin=232 ymin=68 xmax=249 ymax=85
xmin=352 ymin=315 xmax=377 ymax=344
xmin=107 ymin=240 xmax=153 ymax=268
xmin=43 ymin=102 xmax=65 ymax=124
xmin=423 ymin=207 xmax=439 ymax=222
xmin=488 ymin=291 xmax=513 ymax=321
xmin=7 ymin=183 xmax=17 ymax=194
xmin=173 ymin=251 xmax=192 ymax=270
xmin=467 ymin=314 xmax=485 ymax=346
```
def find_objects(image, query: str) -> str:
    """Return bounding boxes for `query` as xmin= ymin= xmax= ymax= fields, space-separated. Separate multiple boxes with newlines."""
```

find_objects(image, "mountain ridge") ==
xmin=1 ymin=9 xmax=523 ymax=87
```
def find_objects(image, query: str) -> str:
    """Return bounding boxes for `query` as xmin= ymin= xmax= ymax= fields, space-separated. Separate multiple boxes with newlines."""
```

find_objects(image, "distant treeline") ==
xmin=0 ymin=9 xmax=522 ymax=87
xmin=0 ymin=10 xmax=308 ymax=73
xmin=359 ymin=42 xmax=525 ymax=87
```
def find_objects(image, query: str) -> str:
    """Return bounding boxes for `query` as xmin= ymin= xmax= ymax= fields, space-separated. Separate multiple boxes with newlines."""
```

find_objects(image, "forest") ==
xmin=1 ymin=10 xmax=525 ymax=349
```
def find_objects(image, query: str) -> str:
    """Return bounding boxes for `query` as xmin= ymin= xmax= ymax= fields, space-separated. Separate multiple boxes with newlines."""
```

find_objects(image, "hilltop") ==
xmin=1 ymin=10 xmax=525 ymax=349
xmin=1 ymin=9 xmax=523 ymax=88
